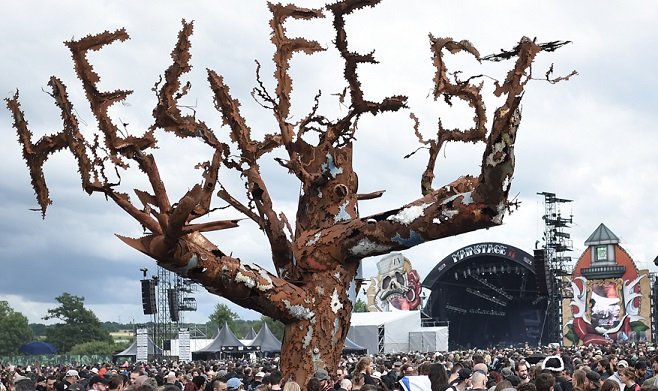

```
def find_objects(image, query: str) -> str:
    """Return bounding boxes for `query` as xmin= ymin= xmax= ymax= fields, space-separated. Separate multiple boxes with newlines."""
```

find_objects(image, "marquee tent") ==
xmin=347 ymin=311 xmax=421 ymax=354
xmin=113 ymin=337 xmax=163 ymax=361
xmin=19 ymin=341 xmax=58 ymax=355
xmin=193 ymin=323 xmax=259 ymax=359
xmin=244 ymin=327 xmax=257 ymax=340
xmin=342 ymin=336 xmax=367 ymax=354
xmin=248 ymin=322 xmax=282 ymax=353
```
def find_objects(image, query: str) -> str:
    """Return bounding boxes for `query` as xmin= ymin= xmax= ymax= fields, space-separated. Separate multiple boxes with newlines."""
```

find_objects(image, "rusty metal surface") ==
xmin=6 ymin=1 xmax=573 ymax=384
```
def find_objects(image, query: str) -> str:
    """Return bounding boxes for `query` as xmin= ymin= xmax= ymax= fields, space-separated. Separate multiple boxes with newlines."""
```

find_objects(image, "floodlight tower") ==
xmin=537 ymin=192 xmax=573 ymax=344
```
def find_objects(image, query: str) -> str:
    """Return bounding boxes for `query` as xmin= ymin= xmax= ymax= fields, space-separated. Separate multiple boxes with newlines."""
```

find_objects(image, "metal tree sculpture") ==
xmin=6 ymin=0 xmax=572 ymax=383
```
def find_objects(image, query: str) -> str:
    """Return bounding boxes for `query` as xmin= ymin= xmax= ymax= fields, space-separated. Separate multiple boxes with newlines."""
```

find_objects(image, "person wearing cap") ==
xmin=248 ymin=373 xmax=265 ymax=391
xmin=542 ymin=356 xmax=571 ymax=391
xmin=63 ymin=370 xmax=79 ymax=390
xmin=607 ymin=361 xmax=628 ymax=390
xmin=313 ymin=369 xmax=333 ymax=391
xmin=226 ymin=378 xmax=243 ymax=391
xmin=89 ymin=376 xmax=110 ymax=391
xmin=585 ymin=370 xmax=601 ymax=391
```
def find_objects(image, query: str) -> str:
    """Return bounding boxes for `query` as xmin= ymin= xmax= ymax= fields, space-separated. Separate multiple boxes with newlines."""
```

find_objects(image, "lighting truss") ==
xmin=446 ymin=304 xmax=468 ymax=313
xmin=468 ymin=308 xmax=506 ymax=316
xmin=470 ymin=274 xmax=513 ymax=300
xmin=466 ymin=287 xmax=508 ymax=306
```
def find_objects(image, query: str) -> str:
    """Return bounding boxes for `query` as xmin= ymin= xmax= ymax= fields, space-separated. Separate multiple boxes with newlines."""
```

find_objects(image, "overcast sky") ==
xmin=1 ymin=1 xmax=657 ymax=326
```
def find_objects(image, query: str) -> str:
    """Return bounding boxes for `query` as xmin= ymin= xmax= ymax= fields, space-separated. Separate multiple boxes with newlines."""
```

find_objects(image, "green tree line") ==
xmin=3 ymin=295 xmax=369 ymax=356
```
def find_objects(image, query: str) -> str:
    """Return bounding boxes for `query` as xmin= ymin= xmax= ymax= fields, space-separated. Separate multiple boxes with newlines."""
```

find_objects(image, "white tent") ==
xmin=408 ymin=327 xmax=449 ymax=352
xmin=348 ymin=311 xmax=420 ymax=354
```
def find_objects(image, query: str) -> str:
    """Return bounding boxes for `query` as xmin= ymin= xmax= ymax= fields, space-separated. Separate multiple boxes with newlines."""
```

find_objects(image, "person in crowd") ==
xmin=332 ymin=369 xmax=344 ymax=391
xmin=130 ymin=371 xmax=144 ymax=388
xmin=354 ymin=359 xmax=375 ymax=386
xmin=165 ymin=373 xmax=182 ymax=391
xmin=516 ymin=361 xmax=531 ymax=385
xmin=642 ymin=357 xmax=658 ymax=387
xmin=63 ymin=371 xmax=79 ymax=391
xmin=45 ymin=376 xmax=57 ymax=391
xmin=250 ymin=373 xmax=265 ymax=391
xmin=573 ymin=369 xmax=587 ymax=391
xmin=542 ymin=356 xmax=571 ymax=391
xmin=14 ymin=376 xmax=36 ymax=391
xmin=635 ymin=361 xmax=649 ymax=385
xmin=428 ymin=363 xmax=450 ymax=391
xmin=448 ymin=368 xmax=471 ymax=391
xmin=89 ymin=376 xmax=110 ymax=391
xmin=536 ymin=373 xmax=556 ymax=391
xmin=350 ymin=374 xmax=363 ymax=391
xmin=518 ymin=383 xmax=537 ymax=391
xmin=619 ymin=368 xmax=639 ymax=391
xmin=337 ymin=379 xmax=351 ymax=391
xmin=108 ymin=376 xmax=124 ymax=391
xmin=209 ymin=378 xmax=227 ymax=391
xmin=600 ymin=380 xmax=620 ymax=391
xmin=608 ymin=361 xmax=630 ymax=390
xmin=226 ymin=379 xmax=243 ymax=391
xmin=282 ymin=382 xmax=300 ymax=391
xmin=383 ymin=362 xmax=402 ymax=388
xmin=598 ymin=360 xmax=614 ymax=381
xmin=470 ymin=371 xmax=487 ymax=391
xmin=269 ymin=372 xmax=282 ymax=391
xmin=447 ymin=364 xmax=462 ymax=386
xmin=312 ymin=370 xmax=333 ymax=391
xmin=585 ymin=371 xmax=601 ymax=391
xmin=307 ymin=379 xmax=321 ymax=391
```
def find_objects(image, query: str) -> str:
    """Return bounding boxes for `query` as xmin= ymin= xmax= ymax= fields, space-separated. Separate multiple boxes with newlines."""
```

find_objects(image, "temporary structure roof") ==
xmin=342 ymin=336 xmax=367 ymax=354
xmin=113 ymin=337 xmax=163 ymax=357
xmin=193 ymin=323 xmax=258 ymax=358
xmin=248 ymin=322 xmax=282 ymax=353
xmin=244 ymin=327 xmax=258 ymax=340
xmin=195 ymin=323 xmax=243 ymax=351
xmin=19 ymin=341 xmax=58 ymax=355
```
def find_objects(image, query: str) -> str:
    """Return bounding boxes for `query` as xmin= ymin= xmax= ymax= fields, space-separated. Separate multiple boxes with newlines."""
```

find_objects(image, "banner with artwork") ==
xmin=366 ymin=253 xmax=421 ymax=311
xmin=562 ymin=272 xmax=651 ymax=345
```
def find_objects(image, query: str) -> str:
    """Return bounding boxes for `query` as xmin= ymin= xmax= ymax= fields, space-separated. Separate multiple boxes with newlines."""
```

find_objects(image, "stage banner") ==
xmin=136 ymin=328 xmax=148 ymax=362
xmin=179 ymin=328 xmax=191 ymax=362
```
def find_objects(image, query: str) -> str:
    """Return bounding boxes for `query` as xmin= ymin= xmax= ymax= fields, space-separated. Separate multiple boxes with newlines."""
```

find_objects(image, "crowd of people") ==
xmin=3 ymin=343 xmax=658 ymax=391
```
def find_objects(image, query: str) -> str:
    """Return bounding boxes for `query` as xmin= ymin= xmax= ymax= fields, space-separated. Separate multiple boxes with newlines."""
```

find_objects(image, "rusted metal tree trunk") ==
xmin=5 ymin=0 xmax=573 ymax=383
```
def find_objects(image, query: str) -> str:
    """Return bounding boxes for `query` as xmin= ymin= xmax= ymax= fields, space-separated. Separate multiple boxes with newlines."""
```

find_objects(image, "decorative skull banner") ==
xmin=366 ymin=253 xmax=422 ymax=311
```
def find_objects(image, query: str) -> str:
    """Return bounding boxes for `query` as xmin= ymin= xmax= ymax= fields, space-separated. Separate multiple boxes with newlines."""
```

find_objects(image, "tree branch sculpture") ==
xmin=5 ymin=0 xmax=573 ymax=383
